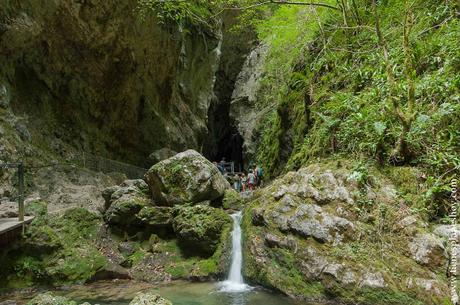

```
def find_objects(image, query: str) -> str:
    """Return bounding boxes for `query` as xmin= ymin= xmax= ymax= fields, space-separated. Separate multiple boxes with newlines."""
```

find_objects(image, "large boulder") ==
xmin=172 ymin=204 xmax=232 ymax=257
xmin=103 ymin=180 xmax=173 ymax=233
xmin=129 ymin=292 xmax=172 ymax=305
xmin=144 ymin=150 xmax=230 ymax=206
xmin=242 ymin=163 xmax=450 ymax=305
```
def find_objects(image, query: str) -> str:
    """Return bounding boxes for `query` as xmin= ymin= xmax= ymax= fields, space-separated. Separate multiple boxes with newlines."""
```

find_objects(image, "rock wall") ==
xmin=229 ymin=43 xmax=269 ymax=164
xmin=0 ymin=0 xmax=222 ymax=166
xmin=242 ymin=162 xmax=451 ymax=304
xmin=204 ymin=12 xmax=255 ymax=166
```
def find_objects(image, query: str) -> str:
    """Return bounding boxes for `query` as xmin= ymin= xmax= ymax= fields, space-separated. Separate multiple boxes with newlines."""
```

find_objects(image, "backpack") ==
xmin=257 ymin=167 xmax=264 ymax=178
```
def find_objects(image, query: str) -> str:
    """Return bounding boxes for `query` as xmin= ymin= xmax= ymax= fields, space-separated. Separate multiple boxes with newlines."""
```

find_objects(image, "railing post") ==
xmin=17 ymin=162 xmax=25 ymax=222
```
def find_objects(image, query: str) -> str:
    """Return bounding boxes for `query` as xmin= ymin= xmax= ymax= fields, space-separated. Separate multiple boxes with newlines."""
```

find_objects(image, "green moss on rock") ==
xmin=172 ymin=204 xmax=232 ymax=257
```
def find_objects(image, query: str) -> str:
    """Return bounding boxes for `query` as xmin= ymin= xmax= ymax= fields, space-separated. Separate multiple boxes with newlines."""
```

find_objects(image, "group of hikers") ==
xmin=213 ymin=158 xmax=264 ymax=193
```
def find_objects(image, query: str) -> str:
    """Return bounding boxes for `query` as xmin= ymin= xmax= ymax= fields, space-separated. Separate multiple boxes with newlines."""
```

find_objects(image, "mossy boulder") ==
xmin=104 ymin=196 xmax=150 ymax=228
xmin=222 ymin=189 xmax=244 ymax=210
xmin=129 ymin=292 xmax=172 ymax=305
xmin=242 ymin=163 xmax=450 ymax=305
xmin=0 ymin=208 xmax=108 ymax=288
xmin=172 ymin=204 xmax=232 ymax=257
xmin=144 ymin=150 xmax=230 ymax=206
xmin=27 ymin=293 xmax=76 ymax=305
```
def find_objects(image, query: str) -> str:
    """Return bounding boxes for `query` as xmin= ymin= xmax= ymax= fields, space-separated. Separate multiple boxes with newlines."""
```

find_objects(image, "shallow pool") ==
xmin=0 ymin=280 xmax=321 ymax=305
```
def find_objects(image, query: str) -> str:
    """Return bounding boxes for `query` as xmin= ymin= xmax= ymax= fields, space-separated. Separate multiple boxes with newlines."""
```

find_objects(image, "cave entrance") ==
xmin=204 ymin=99 xmax=244 ymax=173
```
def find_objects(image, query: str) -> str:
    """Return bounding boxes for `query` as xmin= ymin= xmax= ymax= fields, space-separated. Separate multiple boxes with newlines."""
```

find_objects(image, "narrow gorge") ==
xmin=0 ymin=1 xmax=459 ymax=305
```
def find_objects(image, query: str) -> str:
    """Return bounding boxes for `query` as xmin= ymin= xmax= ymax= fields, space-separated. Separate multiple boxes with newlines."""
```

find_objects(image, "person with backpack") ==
xmin=256 ymin=165 xmax=264 ymax=187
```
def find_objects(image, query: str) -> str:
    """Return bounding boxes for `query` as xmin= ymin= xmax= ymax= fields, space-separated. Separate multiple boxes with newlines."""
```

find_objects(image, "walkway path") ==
xmin=0 ymin=216 xmax=34 ymax=235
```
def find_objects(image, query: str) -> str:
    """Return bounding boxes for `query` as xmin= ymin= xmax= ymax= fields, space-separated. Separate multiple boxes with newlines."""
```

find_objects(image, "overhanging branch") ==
xmin=212 ymin=0 xmax=339 ymax=18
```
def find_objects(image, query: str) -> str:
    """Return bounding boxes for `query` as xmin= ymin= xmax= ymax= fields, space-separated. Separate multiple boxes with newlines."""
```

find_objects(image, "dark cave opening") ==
xmin=204 ymin=96 xmax=244 ymax=172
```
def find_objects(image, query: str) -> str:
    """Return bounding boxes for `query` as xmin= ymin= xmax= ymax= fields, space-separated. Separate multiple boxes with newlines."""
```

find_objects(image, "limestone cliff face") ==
xmin=230 ymin=44 xmax=269 ymax=163
xmin=0 ymin=0 xmax=222 ymax=166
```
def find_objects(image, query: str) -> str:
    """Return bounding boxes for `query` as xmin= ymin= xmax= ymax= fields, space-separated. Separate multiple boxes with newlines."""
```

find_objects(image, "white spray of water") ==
xmin=220 ymin=212 xmax=251 ymax=293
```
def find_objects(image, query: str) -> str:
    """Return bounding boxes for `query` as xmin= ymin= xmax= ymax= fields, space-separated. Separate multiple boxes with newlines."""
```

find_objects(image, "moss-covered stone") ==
xmin=27 ymin=293 xmax=77 ymax=305
xmin=242 ymin=163 xmax=450 ymax=305
xmin=222 ymin=189 xmax=244 ymax=210
xmin=0 ymin=207 xmax=107 ymax=288
xmin=144 ymin=150 xmax=230 ymax=206
xmin=129 ymin=292 xmax=172 ymax=305
xmin=172 ymin=204 xmax=232 ymax=257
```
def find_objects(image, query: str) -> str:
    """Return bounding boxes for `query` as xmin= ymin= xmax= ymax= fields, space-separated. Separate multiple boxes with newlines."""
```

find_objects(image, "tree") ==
xmin=372 ymin=0 xmax=418 ymax=163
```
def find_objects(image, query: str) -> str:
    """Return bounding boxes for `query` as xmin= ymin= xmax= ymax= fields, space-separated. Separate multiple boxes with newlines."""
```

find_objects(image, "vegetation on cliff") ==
xmin=251 ymin=1 xmax=458 ymax=179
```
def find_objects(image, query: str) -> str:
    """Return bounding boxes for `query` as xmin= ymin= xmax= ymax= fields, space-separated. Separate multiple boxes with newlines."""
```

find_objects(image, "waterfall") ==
xmin=220 ymin=211 xmax=251 ymax=292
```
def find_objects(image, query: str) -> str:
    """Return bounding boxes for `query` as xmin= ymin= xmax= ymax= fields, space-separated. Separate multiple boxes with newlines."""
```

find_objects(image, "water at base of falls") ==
xmin=219 ymin=211 xmax=252 ymax=293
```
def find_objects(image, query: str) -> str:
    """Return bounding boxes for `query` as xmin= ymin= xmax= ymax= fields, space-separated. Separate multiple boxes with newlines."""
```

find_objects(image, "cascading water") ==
xmin=220 ymin=211 xmax=251 ymax=293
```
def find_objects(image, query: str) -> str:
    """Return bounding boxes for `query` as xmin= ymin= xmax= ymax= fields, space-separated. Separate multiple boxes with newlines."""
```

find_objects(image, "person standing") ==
xmin=248 ymin=170 xmax=256 ymax=191
xmin=233 ymin=173 xmax=241 ymax=192
xmin=241 ymin=173 xmax=247 ymax=192
xmin=256 ymin=165 xmax=264 ymax=187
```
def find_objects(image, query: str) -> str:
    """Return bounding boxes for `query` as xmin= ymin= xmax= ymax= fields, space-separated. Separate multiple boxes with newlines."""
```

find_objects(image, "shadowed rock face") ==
xmin=0 ymin=0 xmax=222 ymax=166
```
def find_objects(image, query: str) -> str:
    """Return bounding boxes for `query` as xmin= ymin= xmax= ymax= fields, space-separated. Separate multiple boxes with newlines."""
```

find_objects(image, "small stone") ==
xmin=129 ymin=292 xmax=172 ymax=305
xmin=26 ymin=293 xmax=76 ymax=305
xmin=118 ymin=241 xmax=136 ymax=256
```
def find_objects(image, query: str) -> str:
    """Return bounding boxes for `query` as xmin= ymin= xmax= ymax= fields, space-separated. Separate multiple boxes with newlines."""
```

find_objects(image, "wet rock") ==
xmin=26 ymin=293 xmax=76 ymax=305
xmin=409 ymin=233 xmax=447 ymax=269
xmin=145 ymin=150 xmax=230 ymax=206
xmin=172 ymin=204 xmax=231 ymax=257
xmin=129 ymin=292 xmax=172 ymax=305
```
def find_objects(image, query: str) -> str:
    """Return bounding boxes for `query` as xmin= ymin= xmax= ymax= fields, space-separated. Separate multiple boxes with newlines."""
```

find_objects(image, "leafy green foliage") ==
xmin=252 ymin=1 xmax=459 ymax=214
